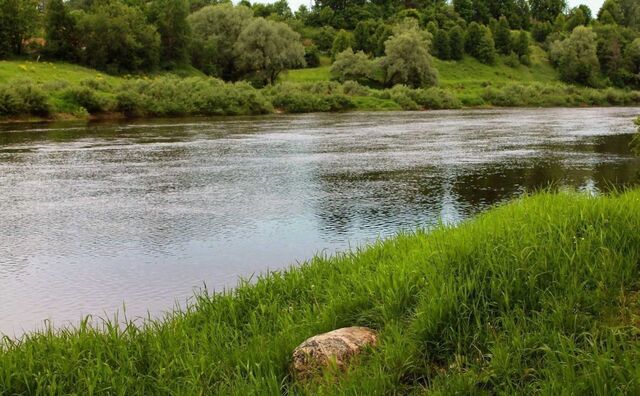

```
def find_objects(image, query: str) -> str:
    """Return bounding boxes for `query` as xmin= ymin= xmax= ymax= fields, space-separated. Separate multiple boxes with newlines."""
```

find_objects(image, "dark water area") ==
xmin=1 ymin=108 xmax=639 ymax=335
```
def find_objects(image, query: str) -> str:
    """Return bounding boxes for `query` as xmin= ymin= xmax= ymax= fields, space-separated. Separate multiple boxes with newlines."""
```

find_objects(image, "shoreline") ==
xmin=2 ymin=190 xmax=640 ymax=392
xmin=2 ymin=103 xmax=639 ymax=126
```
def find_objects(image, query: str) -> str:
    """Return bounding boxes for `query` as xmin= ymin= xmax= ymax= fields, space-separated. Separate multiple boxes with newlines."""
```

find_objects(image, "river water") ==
xmin=1 ymin=108 xmax=639 ymax=336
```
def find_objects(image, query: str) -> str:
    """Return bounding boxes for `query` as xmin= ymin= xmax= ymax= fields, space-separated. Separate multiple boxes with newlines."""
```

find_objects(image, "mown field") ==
xmin=2 ymin=190 xmax=640 ymax=394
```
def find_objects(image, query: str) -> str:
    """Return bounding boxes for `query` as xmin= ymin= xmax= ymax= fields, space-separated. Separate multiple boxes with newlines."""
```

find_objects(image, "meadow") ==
xmin=2 ymin=190 xmax=640 ymax=394
xmin=1 ymin=55 xmax=640 ymax=121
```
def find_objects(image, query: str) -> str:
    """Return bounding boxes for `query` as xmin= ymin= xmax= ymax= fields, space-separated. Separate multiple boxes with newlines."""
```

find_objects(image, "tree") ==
xmin=331 ymin=29 xmax=353 ymax=59
xmin=314 ymin=26 xmax=336 ymax=51
xmin=433 ymin=29 xmax=450 ymax=60
xmin=529 ymin=0 xmax=567 ymax=23
xmin=382 ymin=21 xmax=438 ymax=88
xmin=188 ymin=3 xmax=253 ymax=78
xmin=373 ymin=24 xmax=393 ymax=57
xmin=626 ymin=38 xmax=640 ymax=74
xmin=565 ymin=7 xmax=588 ymax=31
xmin=44 ymin=0 xmax=80 ymax=61
xmin=550 ymin=26 xmax=600 ymax=86
xmin=76 ymin=2 xmax=160 ymax=73
xmin=330 ymin=48 xmax=378 ymax=84
xmin=147 ymin=0 xmax=191 ymax=68
xmin=514 ymin=30 xmax=530 ymax=64
xmin=494 ymin=16 xmax=512 ymax=55
xmin=477 ymin=25 xmax=497 ymax=64
xmin=453 ymin=0 xmax=473 ymax=22
xmin=0 ymin=0 xmax=39 ymax=56
xmin=353 ymin=19 xmax=378 ymax=54
xmin=449 ymin=25 xmax=465 ymax=60
xmin=234 ymin=18 xmax=305 ymax=85
xmin=531 ymin=20 xmax=552 ymax=42
xmin=465 ymin=22 xmax=483 ymax=55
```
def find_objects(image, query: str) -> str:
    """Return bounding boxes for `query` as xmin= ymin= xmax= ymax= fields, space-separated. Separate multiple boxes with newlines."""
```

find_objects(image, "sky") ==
xmin=247 ymin=0 xmax=607 ymax=15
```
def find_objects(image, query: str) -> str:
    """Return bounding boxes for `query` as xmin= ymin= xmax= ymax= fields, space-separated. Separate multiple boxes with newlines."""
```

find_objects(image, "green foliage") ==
xmin=234 ymin=18 xmax=305 ymax=85
xmin=44 ymin=0 xmax=80 ymax=62
xmin=495 ymin=16 xmax=512 ymax=55
xmin=266 ymin=82 xmax=355 ymax=113
xmin=187 ymin=3 xmax=253 ymax=79
xmin=75 ymin=2 xmax=160 ymax=73
xmin=118 ymin=77 xmax=272 ymax=116
xmin=477 ymin=25 xmax=497 ymax=64
xmin=62 ymin=86 xmax=112 ymax=113
xmin=0 ymin=80 xmax=51 ymax=117
xmin=626 ymin=38 xmax=640 ymax=74
xmin=304 ymin=45 xmax=321 ymax=68
xmin=331 ymin=29 xmax=353 ymax=59
xmin=353 ymin=19 xmax=378 ymax=54
xmin=0 ymin=0 xmax=39 ymax=56
xmin=632 ymin=117 xmax=640 ymax=155
xmin=530 ymin=0 xmax=568 ymax=23
xmin=314 ymin=25 xmax=336 ymax=51
xmin=433 ymin=29 xmax=451 ymax=60
xmin=531 ymin=20 xmax=553 ymax=43
xmin=383 ymin=20 xmax=438 ymax=88
xmin=448 ymin=26 xmax=465 ymax=60
xmin=147 ymin=0 xmax=191 ymax=68
xmin=565 ymin=6 xmax=589 ymax=31
xmin=4 ymin=191 xmax=640 ymax=393
xmin=550 ymin=26 xmax=601 ymax=86
xmin=330 ymin=49 xmax=379 ymax=85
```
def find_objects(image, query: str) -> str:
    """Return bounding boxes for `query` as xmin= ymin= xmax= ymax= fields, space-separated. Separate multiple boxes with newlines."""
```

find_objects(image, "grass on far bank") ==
xmin=0 ymin=55 xmax=639 ymax=121
xmin=2 ymin=190 xmax=640 ymax=394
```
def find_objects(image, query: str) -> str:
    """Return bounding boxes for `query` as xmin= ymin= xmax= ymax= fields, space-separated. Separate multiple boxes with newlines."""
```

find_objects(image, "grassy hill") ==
xmin=0 ymin=53 xmax=638 ymax=121
xmin=2 ymin=190 xmax=640 ymax=393
xmin=284 ymin=48 xmax=559 ymax=88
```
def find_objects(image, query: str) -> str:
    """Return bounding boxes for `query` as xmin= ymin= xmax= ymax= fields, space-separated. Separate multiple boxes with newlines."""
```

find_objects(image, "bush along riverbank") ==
xmin=2 ymin=190 xmax=640 ymax=393
xmin=2 ymin=74 xmax=640 ymax=121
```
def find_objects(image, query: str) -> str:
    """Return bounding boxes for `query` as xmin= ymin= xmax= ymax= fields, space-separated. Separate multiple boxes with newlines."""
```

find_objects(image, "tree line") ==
xmin=0 ymin=0 xmax=639 ymax=89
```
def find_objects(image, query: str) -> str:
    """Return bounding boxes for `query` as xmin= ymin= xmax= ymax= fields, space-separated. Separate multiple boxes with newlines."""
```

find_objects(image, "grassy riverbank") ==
xmin=2 ymin=190 xmax=640 ymax=393
xmin=1 ymin=59 xmax=640 ymax=122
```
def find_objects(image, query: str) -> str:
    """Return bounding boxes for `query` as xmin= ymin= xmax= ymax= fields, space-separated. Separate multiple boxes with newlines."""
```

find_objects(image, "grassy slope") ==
xmin=283 ymin=47 xmax=560 ymax=87
xmin=0 ymin=60 xmax=123 ymax=85
xmin=2 ymin=191 xmax=640 ymax=394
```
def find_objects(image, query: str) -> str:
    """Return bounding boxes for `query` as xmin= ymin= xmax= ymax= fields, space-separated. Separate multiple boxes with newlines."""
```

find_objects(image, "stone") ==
xmin=291 ymin=326 xmax=378 ymax=380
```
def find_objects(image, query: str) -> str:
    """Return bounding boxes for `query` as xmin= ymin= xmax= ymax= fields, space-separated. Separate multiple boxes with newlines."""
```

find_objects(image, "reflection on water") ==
xmin=1 ymin=108 xmax=639 ymax=335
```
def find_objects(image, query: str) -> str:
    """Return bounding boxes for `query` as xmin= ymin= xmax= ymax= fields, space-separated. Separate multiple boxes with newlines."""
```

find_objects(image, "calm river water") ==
xmin=1 ymin=108 xmax=639 ymax=335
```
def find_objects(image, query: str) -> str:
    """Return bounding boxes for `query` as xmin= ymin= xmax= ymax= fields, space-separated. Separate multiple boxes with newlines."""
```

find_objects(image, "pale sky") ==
xmin=247 ymin=0 xmax=606 ymax=15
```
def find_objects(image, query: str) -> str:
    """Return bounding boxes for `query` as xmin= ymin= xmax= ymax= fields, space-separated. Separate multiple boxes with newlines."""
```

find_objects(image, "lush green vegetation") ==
xmin=1 ymin=0 xmax=640 ymax=120
xmin=2 ymin=59 xmax=640 ymax=120
xmin=2 ymin=190 xmax=640 ymax=393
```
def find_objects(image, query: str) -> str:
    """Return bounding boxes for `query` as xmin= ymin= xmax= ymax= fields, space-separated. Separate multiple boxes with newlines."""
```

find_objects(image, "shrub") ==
xmin=411 ymin=88 xmax=462 ymax=109
xmin=0 ymin=81 xmax=51 ymax=117
xmin=504 ymin=52 xmax=521 ymax=67
xmin=330 ymin=49 xmax=378 ymax=85
xmin=342 ymin=80 xmax=371 ymax=96
xmin=304 ymin=45 xmax=321 ymax=68
xmin=63 ymin=87 xmax=112 ymax=113
xmin=549 ymin=26 xmax=600 ymax=86
xmin=116 ymin=91 xmax=147 ymax=117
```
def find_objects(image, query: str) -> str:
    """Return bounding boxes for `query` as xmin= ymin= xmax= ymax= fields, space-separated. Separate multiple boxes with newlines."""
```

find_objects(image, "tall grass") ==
xmin=2 ymin=190 xmax=640 ymax=394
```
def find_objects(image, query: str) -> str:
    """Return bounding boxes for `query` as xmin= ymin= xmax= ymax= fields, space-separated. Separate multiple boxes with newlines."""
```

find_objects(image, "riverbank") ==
xmin=2 ymin=60 xmax=640 ymax=123
xmin=2 ymin=190 xmax=640 ymax=393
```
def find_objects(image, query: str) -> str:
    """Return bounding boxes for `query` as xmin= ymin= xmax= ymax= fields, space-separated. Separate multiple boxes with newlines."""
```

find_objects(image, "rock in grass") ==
xmin=292 ymin=327 xmax=378 ymax=380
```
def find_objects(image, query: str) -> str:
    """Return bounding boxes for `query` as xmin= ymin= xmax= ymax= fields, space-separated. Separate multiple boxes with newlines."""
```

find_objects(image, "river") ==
xmin=1 ymin=108 xmax=639 ymax=336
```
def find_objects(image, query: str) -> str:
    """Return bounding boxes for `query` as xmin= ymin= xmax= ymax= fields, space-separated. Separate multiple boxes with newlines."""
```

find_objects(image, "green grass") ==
xmin=2 ymin=190 xmax=640 ymax=394
xmin=0 ymin=60 xmax=123 ymax=86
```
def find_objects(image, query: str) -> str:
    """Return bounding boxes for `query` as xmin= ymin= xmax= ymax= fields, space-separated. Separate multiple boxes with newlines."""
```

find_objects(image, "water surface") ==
xmin=1 ymin=108 xmax=639 ymax=335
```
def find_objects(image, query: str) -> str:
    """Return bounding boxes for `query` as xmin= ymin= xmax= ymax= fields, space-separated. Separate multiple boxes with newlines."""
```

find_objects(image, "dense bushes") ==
xmin=2 ymin=77 xmax=640 ymax=120
xmin=0 ymin=81 xmax=51 ymax=117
